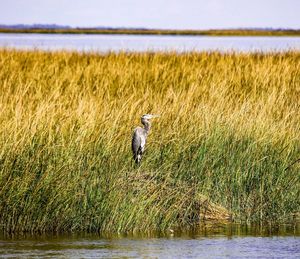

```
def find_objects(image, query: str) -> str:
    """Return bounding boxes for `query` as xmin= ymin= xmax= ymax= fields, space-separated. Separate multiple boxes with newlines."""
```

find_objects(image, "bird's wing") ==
xmin=132 ymin=127 xmax=148 ymax=164
xmin=140 ymin=134 xmax=146 ymax=152
xmin=132 ymin=127 xmax=142 ymax=155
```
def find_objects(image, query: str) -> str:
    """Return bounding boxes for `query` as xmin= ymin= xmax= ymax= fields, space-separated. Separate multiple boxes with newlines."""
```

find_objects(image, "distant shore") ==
xmin=1 ymin=28 xmax=300 ymax=36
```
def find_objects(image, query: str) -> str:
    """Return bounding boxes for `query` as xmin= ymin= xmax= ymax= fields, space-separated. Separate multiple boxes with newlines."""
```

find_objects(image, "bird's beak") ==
xmin=151 ymin=114 xmax=160 ymax=118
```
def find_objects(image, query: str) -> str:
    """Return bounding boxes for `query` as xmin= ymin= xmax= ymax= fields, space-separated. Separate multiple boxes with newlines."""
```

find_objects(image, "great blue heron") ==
xmin=132 ymin=114 xmax=160 ymax=164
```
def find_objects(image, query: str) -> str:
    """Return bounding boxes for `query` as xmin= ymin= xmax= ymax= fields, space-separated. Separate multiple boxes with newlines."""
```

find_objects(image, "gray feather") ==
xmin=131 ymin=114 xmax=159 ymax=164
xmin=132 ymin=127 xmax=146 ymax=164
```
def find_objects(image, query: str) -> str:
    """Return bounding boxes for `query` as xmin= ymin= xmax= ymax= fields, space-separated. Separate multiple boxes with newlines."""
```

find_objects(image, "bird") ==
xmin=132 ymin=114 xmax=160 ymax=164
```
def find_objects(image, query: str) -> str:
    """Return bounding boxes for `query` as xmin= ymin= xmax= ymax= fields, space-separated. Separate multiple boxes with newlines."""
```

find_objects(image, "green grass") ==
xmin=0 ymin=49 xmax=299 ymax=233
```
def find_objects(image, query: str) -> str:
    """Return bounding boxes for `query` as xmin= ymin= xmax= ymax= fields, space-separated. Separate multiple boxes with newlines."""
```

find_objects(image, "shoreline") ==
xmin=1 ymin=28 xmax=300 ymax=36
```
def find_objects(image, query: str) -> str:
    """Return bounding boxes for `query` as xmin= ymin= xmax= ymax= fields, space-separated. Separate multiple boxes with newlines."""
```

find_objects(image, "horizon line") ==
xmin=0 ymin=23 xmax=299 ymax=31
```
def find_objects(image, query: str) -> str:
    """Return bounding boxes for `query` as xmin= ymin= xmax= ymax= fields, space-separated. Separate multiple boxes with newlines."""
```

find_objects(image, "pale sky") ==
xmin=0 ymin=0 xmax=299 ymax=29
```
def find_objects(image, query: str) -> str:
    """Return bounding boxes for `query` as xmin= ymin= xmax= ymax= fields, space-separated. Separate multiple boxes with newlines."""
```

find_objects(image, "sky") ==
xmin=0 ymin=0 xmax=299 ymax=30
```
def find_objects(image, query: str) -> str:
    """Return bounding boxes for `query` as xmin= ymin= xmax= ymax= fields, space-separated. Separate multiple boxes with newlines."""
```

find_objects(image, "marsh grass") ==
xmin=0 ymin=49 xmax=299 ymax=233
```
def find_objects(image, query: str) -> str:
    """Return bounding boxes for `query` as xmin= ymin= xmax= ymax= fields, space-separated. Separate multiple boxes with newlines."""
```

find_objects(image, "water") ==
xmin=1 ymin=225 xmax=299 ymax=258
xmin=0 ymin=33 xmax=300 ymax=52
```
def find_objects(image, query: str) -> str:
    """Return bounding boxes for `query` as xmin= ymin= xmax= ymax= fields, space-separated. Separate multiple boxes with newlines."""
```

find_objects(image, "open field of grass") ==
xmin=0 ymin=49 xmax=299 ymax=233
xmin=1 ymin=28 xmax=300 ymax=36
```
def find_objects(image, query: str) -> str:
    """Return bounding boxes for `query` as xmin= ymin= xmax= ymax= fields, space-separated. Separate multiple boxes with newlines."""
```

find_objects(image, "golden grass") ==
xmin=0 ymin=49 xmax=299 ymax=233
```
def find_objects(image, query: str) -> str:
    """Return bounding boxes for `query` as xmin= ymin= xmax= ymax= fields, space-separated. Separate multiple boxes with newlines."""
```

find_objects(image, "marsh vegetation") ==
xmin=1 ymin=28 xmax=300 ymax=36
xmin=0 ymin=49 xmax=299 ymax=233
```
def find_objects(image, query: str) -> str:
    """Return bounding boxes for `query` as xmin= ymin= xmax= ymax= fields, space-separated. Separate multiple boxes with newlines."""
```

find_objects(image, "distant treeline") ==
xmin=0 ymin=27 xmax=300 ymax=36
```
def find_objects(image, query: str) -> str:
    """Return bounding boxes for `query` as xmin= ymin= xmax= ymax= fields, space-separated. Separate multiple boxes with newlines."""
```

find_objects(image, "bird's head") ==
xmin=141 ymin=114 xmax=160 ymax=121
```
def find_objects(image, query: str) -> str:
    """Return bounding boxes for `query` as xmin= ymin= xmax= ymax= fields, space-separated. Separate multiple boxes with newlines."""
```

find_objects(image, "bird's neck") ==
xmin=142 ymin=119 xmax=151 ymax=133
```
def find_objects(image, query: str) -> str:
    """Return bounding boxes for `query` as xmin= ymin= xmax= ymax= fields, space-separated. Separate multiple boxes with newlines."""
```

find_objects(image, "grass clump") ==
xmin=0 ymin=49 xmax=299 ymax=233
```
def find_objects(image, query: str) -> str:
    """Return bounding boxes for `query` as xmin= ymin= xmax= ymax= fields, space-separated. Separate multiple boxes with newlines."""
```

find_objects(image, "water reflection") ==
xmin=0 ymin=224 xmax=299 ymax=258
xmin=0 ymin=33 xmax=299 ymax=52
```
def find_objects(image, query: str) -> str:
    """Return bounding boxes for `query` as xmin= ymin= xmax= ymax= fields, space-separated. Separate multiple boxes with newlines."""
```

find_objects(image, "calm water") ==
xmin=0 ymin=33 xmax=300 ymax=52
xmin=1 ymin=225 xmax=299 ymax=258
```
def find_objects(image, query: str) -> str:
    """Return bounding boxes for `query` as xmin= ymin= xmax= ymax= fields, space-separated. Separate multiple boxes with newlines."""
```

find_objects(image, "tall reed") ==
xmin=0 ymin=49 xmax=299 ymax=232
